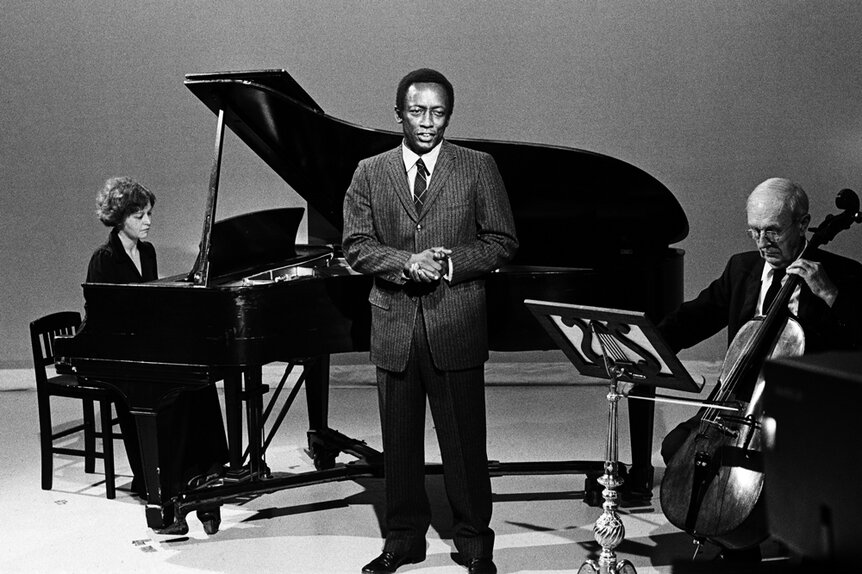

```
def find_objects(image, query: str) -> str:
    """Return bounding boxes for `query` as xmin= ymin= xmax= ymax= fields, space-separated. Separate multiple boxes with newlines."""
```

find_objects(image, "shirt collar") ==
xmin=401 ymin=140 xmax=443 ymax=175
xmin=761 ymin=239 xmax=808 ymax=282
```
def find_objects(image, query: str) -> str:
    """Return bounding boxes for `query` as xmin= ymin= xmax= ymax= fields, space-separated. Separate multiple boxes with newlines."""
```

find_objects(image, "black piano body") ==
xmin=55 ymin=70 xmax=687 ymax=531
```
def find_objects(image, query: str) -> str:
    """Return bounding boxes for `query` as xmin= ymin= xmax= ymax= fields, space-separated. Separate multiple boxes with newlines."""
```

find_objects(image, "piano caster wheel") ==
xmin=197 ymin=507 xmax=221 ymax=535
xmin=313 ymin=452 xmax=336 ymax=471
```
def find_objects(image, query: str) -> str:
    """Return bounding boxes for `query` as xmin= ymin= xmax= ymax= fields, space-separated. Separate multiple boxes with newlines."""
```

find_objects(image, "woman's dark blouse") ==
xmin=87 ymin=229 xmax=157 ymax=283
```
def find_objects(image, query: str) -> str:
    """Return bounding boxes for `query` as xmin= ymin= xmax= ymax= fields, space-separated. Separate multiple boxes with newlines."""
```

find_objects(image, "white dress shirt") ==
xmin=400 ymin=140 xmax=451 ymax=280
xmin=402 ymin=140 xmax=442 ymax=197
xmin=757 ymin=244 xmax=806 ymax=316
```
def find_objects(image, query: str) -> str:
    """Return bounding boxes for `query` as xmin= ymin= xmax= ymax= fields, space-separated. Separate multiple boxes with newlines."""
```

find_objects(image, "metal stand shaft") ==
xmin=579 ymin=326 xmax=637 ymax=574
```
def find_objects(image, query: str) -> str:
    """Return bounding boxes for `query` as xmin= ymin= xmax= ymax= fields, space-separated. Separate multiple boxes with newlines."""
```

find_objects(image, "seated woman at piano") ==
xmin=86 ymin=177 xmax=229 ymax=502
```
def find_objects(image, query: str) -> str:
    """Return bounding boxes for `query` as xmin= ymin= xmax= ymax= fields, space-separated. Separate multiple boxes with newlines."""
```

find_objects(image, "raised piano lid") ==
xmin=189 ymin=206 xmax=338 ymax=284
xmin=184 ymin=69 xmax=688 ymax=270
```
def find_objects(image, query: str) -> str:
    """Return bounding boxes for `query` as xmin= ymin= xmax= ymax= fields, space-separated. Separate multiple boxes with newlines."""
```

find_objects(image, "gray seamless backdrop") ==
xmin=2 ymin=1 xmax=861 ymax=366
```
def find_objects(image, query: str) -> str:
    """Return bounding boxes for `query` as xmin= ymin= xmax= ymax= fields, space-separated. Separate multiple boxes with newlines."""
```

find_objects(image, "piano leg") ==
xmin=304 ymin=355 xmax=330 ymax=431
xmin=221 ymin=367 xmax=269 ymax=480
xmin=303 ymin=355 xmax=383 ymax=470
xmin=304 ymin=355 xmax=338 ymax=470
xmin=132 ymin=409 xmax=179 ymax=530
xmin=626 ymin=384 xmax=656 ymax=501
xmin=223 ymin=370 xmax=244 ymax=471
xmin=243 ymin=366 xmax=266 ymax=477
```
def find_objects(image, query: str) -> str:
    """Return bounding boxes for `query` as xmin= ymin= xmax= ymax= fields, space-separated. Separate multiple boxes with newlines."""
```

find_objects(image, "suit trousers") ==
xmin=376 ymin=306 xmax=495 ymax=560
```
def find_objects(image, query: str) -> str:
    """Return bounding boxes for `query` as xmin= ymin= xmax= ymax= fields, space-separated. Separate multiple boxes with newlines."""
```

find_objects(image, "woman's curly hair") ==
xmin=95 ymin=177 xmax=156 ymax=228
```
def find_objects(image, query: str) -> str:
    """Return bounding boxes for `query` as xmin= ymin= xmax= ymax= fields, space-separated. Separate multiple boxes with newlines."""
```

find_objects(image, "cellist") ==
xmin=656 ymin=177 xmax=862 ymax=561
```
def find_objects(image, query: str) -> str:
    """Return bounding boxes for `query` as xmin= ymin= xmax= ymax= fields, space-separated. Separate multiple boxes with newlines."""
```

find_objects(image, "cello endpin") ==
xmin=691 ymin=537 xmax=705 ymax=560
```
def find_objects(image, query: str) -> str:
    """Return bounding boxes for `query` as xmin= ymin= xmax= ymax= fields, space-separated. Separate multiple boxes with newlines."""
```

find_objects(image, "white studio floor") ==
xmin=0 ymin=357 xmax=790 ymax=574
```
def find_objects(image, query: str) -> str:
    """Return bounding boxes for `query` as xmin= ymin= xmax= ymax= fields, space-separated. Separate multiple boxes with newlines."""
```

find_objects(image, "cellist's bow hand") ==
xmin=786 ymin=259 xmax=838 ymax=307
xmin=618 ymin=381 xmax=635 ymax=397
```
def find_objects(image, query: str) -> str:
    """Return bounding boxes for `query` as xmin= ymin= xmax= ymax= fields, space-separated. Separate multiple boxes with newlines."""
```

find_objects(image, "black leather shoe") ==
xmin=466 ymin=557 xmax=497 ymax=574
xmin=361 ymin=551 xmax=424 ymax=573
xmin=156 ymin=514 xmax=189 ymax=535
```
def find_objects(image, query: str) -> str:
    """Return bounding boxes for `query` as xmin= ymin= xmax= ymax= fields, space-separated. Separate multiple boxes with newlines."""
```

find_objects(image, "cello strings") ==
xmin=703 ymin=276 xmax=798 ymax=425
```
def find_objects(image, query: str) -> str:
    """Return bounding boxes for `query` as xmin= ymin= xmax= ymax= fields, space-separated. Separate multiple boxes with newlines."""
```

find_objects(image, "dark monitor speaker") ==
xmin=762 ymin=351 xmax=862 ymax=565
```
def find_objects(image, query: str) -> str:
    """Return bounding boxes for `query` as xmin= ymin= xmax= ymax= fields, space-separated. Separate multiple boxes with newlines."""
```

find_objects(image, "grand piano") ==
xmin=56 ymin=69 xmax=688 ymax=533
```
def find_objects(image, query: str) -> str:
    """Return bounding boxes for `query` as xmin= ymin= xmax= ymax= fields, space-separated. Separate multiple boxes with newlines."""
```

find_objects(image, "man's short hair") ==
xmin=395 ymin=68 xmax=454 ymax=115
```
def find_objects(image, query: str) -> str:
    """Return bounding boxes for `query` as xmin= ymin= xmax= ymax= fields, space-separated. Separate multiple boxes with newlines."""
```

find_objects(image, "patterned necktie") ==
xmin=762 ymin=267 xmax=786 ymax=314
xmin=413 ymin=158 xmax=428 ymax=212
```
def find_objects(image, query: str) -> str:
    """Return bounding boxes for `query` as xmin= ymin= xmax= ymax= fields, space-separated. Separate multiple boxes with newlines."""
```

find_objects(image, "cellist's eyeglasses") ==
xmin=746 ymin=220 xmax=798 ymax=242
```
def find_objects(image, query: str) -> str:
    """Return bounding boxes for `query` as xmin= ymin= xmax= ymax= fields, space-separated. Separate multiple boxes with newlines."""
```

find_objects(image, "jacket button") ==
xmin=416 ymin=224 xmax=422 ymax=230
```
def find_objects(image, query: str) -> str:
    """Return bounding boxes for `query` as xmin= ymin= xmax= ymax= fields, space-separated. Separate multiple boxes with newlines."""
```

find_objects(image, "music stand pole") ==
xmin=578 ymin=323 xmax=636 ymax=574
xmin=523 ymin=300 xmax=702 ymax=573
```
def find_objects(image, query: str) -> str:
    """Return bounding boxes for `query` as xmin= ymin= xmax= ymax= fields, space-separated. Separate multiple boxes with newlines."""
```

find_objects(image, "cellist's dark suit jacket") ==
xmin=657 ymin=248 xmax=862 ymax=463
xmin=342 ymin=140 xmax=517 ymax=559
xmin=658 ymin=249 xmax=862 ymax=355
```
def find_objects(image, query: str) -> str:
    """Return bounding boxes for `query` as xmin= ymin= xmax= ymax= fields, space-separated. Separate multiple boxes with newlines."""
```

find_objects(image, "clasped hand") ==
xmin=405 ymin=247 xmax=452 ymax=283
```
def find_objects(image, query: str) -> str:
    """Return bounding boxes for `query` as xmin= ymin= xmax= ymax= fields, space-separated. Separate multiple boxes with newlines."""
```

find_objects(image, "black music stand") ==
xmin=525 ymin=300 xmax=701 ymax=574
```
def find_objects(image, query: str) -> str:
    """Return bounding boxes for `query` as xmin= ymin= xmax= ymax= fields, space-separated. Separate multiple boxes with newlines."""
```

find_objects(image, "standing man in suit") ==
xmin=343 ymin=68 xmax=518 ymax=574
xmin=657 ymin=176 xmax=862 ymax=560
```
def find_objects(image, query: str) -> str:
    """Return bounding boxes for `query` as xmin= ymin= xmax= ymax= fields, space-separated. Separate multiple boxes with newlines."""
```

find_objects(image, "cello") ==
xmin=659 ymin=188 xmax=862 ymax=551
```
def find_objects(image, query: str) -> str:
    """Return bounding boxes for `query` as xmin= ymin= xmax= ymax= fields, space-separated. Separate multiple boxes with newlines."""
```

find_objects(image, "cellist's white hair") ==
xmin=749 ymin=177 xmax=809 ymax=220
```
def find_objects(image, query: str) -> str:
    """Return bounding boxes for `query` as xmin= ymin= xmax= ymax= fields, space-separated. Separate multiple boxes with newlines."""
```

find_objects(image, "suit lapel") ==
xmin=418 ymin=141 xmax=455 ymax=217
xmin=384 ymin=147 xmax=418 ymax=219
xmin=742 ymin=258 xmax=765 ymax=317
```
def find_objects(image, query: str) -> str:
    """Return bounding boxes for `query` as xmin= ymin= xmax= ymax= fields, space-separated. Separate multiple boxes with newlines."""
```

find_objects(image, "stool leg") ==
xmin=100 ymin=400 xmax=116 ymax=499
xmin=83 ymin=398 xmax=96 ymax=473
xmin=37 ymin=388 xmax=54 ymax=491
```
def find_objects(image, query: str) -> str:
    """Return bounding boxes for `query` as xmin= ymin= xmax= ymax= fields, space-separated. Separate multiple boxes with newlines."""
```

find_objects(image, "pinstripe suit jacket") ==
xmin=342 ymin=140 xmax=518 ymax=372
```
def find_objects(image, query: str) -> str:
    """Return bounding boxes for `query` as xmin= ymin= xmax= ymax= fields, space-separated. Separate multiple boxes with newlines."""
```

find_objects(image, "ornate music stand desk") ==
xmin=526 ymin=300 xmax=702 ymax=574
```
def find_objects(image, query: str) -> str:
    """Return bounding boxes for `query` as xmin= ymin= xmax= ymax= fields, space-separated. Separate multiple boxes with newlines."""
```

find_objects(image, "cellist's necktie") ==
xmin=413 ymin=158 xmax=428 ymax=212
xmin=762 ymin=267 xmax=786 ymax=314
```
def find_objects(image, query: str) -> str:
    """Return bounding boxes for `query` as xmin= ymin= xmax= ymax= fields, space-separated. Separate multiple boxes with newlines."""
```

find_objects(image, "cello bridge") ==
xmin=702 ymin=418 xmax=739 ymax=438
